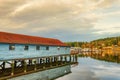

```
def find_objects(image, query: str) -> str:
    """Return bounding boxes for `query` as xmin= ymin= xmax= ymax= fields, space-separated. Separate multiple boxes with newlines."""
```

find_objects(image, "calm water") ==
xmin=56 ymin=57 xmax=120 ymax=80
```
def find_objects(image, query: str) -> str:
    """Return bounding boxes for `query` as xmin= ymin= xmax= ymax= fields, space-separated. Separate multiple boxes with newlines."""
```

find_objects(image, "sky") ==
xmin=0 ymin=0 xmax=120 ymax=42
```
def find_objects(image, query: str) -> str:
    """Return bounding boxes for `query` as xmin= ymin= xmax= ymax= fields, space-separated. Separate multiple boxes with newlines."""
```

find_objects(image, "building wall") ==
xmin=0 ymin=43 xmax=70 ymax=60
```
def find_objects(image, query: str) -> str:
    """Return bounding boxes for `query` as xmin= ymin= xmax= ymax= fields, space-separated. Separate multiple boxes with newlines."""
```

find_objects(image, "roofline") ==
xmin=0 ymin=31 xmax=68 ymax=47
xmin=0 ymin=31 xmax=59 ymax=40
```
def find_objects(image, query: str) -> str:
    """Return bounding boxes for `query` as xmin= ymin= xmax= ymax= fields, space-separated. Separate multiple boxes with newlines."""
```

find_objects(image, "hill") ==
xmin=65 ymin=36 xmax=120 ymax=48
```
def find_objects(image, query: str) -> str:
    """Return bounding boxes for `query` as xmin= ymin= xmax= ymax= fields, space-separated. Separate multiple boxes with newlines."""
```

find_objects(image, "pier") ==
xmin=0 ymin=54 xmax=78 ymax=80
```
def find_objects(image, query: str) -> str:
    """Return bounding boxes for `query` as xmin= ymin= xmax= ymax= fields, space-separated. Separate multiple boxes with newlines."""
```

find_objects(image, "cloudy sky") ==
xmin=0 ymin=0 xmax=120 ymax=42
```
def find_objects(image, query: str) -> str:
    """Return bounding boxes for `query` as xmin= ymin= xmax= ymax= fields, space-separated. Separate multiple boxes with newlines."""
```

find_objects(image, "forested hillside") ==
xmin=65 ymin=36 xmax=120 ymax=48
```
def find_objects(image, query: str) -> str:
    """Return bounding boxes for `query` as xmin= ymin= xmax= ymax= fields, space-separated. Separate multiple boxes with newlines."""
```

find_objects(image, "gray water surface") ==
xmin=56 ymin=57 xmax=120 ymax=80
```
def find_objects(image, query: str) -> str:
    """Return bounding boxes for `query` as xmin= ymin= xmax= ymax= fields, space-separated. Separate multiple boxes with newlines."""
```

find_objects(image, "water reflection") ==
xmin=91 ymin=54 xmax=120 ymax=63
xmin=9 ymin=65 xmax=71 ymax=80
xmin=79 ymin=52 xmax=120 ymax=63
xmin=56 ymin=57 xmax=120 ymax=80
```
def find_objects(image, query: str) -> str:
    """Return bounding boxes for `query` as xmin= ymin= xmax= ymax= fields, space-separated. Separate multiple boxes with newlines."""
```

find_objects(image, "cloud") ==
xmin=0 ymin=0 xmax=120 ymax=41
xmin=0 ymin=0 xmax=27 ymax=18
xmin=0 ymin=0 xmax=28 ymax=32
xmin=93 ymin=24 xmax=120 ymax=35
xmin=91 ymin=0 xmax=120 ymax=9
xmin=5 ymin=0 xmax=98 ymax=34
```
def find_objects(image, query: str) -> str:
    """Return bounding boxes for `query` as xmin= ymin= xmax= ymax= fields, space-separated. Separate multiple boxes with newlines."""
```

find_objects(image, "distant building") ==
xmin=70 ymin=47 xmax=82 ymax=54
xmin=0 ymin=32 xmax=70 ymax=60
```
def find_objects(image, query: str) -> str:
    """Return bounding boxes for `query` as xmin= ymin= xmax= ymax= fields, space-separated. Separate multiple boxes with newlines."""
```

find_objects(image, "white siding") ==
xmin=0 ymin=43 xmax=70 ymax=60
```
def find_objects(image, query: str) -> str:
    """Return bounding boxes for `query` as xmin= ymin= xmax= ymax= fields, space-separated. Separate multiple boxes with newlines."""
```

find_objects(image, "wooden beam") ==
xmin=69 ymin=55 xmax=71 ymax=63
xmin=0 ymin=65 xmax=2 ymax=68
xmin=75 ymin=54 xmax=78 ymax=62
xmin=24 ymin=60 xmax=27 ymax=73
xmin=28 ymin=60 xmax=30 ymax=65
xmin=5 ymin=61 xmax=11 ymax=65
xmin=65 ymin=56 xmax=67 ymax=64
xmin=56 ymin=57 xmax=58 ymax=66
xmin=43 ymin=58 xmax=46 ymax=69
xmin=11 ymin=60 xmax=14 ymax=76
xmin=34 ymin=59 xmax=37 ymax=71
xmin=72 ymin=55 xmax=75 ymax=62
xmin=50 ymin=57 xmax=52 ymax=67
xmin=2 ymin=62 xmax=5 ymax=70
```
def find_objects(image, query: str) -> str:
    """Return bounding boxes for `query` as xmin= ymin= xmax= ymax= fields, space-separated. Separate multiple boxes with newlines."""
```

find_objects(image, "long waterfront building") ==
xmin=0 ymin=32 xmax=70 ymax=60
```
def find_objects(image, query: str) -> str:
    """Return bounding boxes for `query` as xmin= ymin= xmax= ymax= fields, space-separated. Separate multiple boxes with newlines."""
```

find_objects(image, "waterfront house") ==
xmin=70 ymin=47 xmax=82 ymax=54
xmin=0 ymin=32 xmax=70 ymax=60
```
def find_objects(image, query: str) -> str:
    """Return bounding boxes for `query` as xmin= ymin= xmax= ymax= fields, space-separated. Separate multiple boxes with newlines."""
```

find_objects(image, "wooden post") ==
xmin=29 ymin=60 xmax=31 ymax=65
xmin=65 ymin=56 xmax=67 ymax=64
xmin=43 ymin=58 xmax=46 ymax=69
xmin=47 ymin=57 xmax=50 ymax=63
xmin=75 ymin=54 xmax=78 ymax=62
xmin=50 ymin=57 xmax=52 ymax=67
xmin=34 ymin=59 xmax=37 ymax=71
xmin=2 ymin=62 xmax=5 ymax=70
xmin=38 ymin=58 xmax=40 ymax=64
xmin=46 ymin=58 xmax=48 ymax=64
xmin=14 ymin=61 xmax=17 ymax=68
xmin=56 ymin=56 xmax=58 ymax=66
xmin=40 ymin=58 xmax=42 ymax=64
xmin=21 ymin=60 xmax=24 ymax=67
xmin=60 ymin=56 xmax=63 ymax=65
xmin=58 ymin=56 xmax=60 ymax=65
xmin=11 ymin=60 xmax=14 ymax=76
xmin=73 ymin=55 xmax=75 ymax=62
xmin=24 ymin=60 xmax=27 ymax=73
xmin=69 ymin=55 xmax=71 ymax=63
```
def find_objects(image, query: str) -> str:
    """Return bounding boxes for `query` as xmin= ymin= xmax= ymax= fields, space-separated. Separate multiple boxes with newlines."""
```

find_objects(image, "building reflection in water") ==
xmin=9 ymin=65 xmax=71 ymax=80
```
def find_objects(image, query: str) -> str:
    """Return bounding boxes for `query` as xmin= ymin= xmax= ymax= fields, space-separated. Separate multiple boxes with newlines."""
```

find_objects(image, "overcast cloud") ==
xmin=0 ymin=0 xmax=120 ymax=41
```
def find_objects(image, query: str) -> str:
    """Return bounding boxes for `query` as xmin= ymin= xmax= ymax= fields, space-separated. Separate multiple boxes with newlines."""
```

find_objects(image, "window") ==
xmin=65 ymin=47 xmax=67 ymax=50
xmin=46 ymin=46 xmax=49 ymax=50
xmin=57 ymin=47 xmax=60 ymax=50
xmin=36 ymin=45 xmax=40 ymax=50
xmin=9 ymin=44 xmax=15 ymax=50
xmin=24 ymin=45 xmax=29 ymax=50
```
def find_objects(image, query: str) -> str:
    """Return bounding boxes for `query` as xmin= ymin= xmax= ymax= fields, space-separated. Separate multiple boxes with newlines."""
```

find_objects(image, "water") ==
xmin=56 ymin=57 xmax=120 ymax=80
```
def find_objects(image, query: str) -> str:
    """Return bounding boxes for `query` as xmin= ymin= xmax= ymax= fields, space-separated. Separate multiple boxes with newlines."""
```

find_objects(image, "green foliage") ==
xmin=65 ymin=42 xmax=87 ymax=47
xmin=91 ymin=36 xmax=120 ymax=47
xmin=65 ymin=36 xmax=120 ymax=48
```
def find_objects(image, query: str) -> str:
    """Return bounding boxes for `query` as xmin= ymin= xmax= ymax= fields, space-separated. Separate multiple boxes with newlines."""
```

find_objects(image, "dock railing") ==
xmin=0 ymin=54 xmax=78 ymax=80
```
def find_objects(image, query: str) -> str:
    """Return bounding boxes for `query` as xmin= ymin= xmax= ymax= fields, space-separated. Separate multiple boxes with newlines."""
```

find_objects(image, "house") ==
xmin=70 ymin=47 xmax=82 ymax=54
xmin=0 ymin=32 xmax=70 ymax=60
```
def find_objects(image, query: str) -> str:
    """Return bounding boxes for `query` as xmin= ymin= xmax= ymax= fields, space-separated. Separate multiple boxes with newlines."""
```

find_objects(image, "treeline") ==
xmin=65 ymin=36 xmax=120 ymax=48
xmin=65 ymin=42 xmax=88 ymax=48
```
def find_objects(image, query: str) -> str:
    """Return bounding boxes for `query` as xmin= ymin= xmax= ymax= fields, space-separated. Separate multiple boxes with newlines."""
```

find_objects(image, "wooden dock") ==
xmin=0 ymin=54 xmax=78 ymax=80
